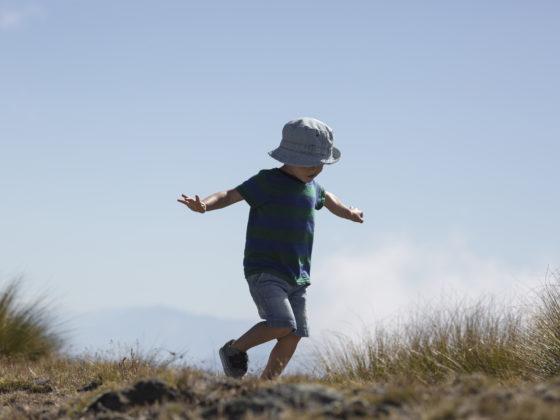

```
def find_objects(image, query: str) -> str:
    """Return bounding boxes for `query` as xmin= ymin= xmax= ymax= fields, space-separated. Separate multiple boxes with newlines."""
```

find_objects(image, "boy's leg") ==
xmin=258 ymin=283 xmax=308 ymax=379
xmin=233 ymin=274 xmax=298 ymax=352
xmin=219 ymin=274 xmax=303 ymax=379
xmin=261 ymin=334 xmax=301 ymax=380
xmin=231 ymin=321 xmax=293 ymax=352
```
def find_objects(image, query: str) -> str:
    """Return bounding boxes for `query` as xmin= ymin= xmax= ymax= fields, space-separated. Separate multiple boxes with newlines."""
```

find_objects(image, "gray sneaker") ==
xmin=219 ymin=339 xmax=248 ymax=378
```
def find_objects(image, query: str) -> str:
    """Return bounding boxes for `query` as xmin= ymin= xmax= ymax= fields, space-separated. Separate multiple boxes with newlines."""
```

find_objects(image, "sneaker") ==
xmin=219 ymin=339 xmax=248 ymax=378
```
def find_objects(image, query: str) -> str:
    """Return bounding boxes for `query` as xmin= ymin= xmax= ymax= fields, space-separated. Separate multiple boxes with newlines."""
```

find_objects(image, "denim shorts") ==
xmin=246 ymin=272 xmax=309 ymax=337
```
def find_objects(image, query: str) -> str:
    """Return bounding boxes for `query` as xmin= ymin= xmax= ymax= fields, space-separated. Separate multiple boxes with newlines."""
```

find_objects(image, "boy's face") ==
xmin=282 ymin=164 xmax=324 ymax=183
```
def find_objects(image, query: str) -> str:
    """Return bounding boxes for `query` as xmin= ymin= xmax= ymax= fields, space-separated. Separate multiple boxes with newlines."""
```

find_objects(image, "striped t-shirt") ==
xmin=236 ymin=168 xmax=326 ymax=286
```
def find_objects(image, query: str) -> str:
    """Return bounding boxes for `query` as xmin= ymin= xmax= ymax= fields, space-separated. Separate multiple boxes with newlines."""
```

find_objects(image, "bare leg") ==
xmin=231 ymin=321 xmax=293 ymax=352
xmin=261 ymin=334 xmax=301 ymax=380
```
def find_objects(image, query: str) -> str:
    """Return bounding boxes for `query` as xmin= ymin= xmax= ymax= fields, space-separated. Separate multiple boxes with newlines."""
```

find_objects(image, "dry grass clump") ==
xmin=0 ymin=278 xmax=63 ymax=359
xmin=522 ymin=269 xmax=560 ymax=378
xmin=315 ymin=270 xmax=560 ymax=386
xmin=315 ymin=297 xmax=526 ymax=384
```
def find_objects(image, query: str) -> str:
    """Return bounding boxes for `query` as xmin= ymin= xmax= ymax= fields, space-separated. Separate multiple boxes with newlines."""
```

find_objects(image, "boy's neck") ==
xmin=279 ymin=164 xmax=323 ymax=184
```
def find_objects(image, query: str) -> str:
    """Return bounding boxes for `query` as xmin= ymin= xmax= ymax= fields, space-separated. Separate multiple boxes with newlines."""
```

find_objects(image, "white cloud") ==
xmin=0 ymin=4 xmax=44 ymax=30
xmin=308 ymin=237 xmax=546 ymax=337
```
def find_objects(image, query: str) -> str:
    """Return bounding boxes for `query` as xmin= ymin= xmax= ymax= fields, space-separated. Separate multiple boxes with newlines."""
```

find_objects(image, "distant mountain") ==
xmin=63 ymin=305 xmax=278 ymax=372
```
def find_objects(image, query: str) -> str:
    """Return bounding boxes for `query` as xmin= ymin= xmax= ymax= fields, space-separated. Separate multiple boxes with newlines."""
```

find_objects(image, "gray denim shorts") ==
xmin=246 ymin=272 xmax=309 ymax=337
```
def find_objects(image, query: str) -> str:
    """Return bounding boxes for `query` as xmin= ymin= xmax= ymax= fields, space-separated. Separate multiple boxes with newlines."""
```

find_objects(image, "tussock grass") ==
xmin=315 ymin=271 xmax=560 ymax=385
xmin=522 ymin=269 xmax=560 ymax=378
xmin=0 ymin=278 xmax=63 ymax=359
xmin=315 ymin=297 xmax=526 ymax=384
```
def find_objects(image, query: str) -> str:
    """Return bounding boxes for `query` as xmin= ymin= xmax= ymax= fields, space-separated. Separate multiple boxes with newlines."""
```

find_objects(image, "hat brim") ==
xmin=268 ymin=146 xmax=341 ymax=167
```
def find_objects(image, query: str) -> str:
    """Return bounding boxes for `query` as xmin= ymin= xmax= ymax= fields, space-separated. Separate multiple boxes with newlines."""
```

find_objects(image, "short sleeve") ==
xmin=315 ymin=183 xmax=326 ymax=210
xmin=236 ymin=170 xmax=270 ymax=208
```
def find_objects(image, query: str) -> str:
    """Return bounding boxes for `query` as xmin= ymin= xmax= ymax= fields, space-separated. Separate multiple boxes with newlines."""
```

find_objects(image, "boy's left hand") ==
xmin=349 ymin=206 xmax=364 ymax=223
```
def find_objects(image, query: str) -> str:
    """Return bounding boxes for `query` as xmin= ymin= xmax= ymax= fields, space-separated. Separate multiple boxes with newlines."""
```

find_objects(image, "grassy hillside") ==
xmin=2 ymin=349 xmax=560 ymax=419
xmin=2 ymin=273 xmax=560 ymax=418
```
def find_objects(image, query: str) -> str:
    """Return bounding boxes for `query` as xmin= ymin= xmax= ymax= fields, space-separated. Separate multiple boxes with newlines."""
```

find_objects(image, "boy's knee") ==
xmin=276 ymin=327 xmax=295 ymax=337
xmin=278 ymin=332 xmax=301 ymax=343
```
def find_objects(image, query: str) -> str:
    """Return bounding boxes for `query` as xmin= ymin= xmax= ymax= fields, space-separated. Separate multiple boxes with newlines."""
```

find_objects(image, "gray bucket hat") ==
xmin=268 ymin=117 xmax=341 ymax=167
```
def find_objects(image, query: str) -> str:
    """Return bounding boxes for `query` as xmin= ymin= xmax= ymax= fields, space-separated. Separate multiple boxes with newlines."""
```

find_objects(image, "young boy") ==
xmin=178 ymin=117 xmax=363 ymax=379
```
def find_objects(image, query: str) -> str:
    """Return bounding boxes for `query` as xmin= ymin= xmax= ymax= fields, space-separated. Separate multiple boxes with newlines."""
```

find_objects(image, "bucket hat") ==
xmin=268 ymin=117 xmax=341 ymax=167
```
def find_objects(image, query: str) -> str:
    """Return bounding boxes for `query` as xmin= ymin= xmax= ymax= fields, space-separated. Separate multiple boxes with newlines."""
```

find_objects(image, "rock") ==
xmin=123 ymin=379 xmax=180 ymax=406
xmin=88 ymin=391 xmax=128 ymax=413
xmin=78 ymin=380 xmax=102 ymax=393
xmin=534 ymin=380 xmax=560 ymax=403
xmin=452 ymin=374 xmax=487 ymax=395
xmin=87 ymin=379 xmax=180 ymax=414
xmin=345 ymin=397 xmax=370 ymax=416
xmin=202 ymin=383 xmax=349 ymax=419
xmin=179 ymin=374 xmax=246 ymax=408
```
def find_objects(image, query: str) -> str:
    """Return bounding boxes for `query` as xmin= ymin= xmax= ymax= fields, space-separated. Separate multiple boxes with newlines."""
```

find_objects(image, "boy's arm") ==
xmin=324 ymin=191 xmax=364 ymax=223
xmin=177 ymin=188 xmax=243 ymax=213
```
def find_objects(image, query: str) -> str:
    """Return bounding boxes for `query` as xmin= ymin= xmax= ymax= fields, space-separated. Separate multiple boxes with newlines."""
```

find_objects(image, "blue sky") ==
xmin=1 ymin=1 xmax=559 ymax=335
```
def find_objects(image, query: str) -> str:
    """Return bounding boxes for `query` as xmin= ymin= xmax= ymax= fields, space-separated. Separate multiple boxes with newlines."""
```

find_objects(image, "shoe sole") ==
xmin=219 ymin=346 xmax=235 ymax=377
xmin=219 ymin=342 xmax=245 ymax=378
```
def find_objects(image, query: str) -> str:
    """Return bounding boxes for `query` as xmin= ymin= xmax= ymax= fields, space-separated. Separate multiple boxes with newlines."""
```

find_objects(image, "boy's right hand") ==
xmin=349 ymin=206 xmax=364 ymax=223
xmin=177 ymin=194 xmax=207 ymax=213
